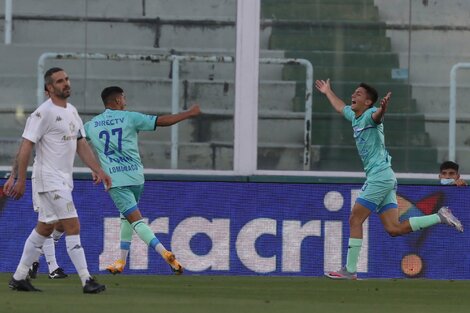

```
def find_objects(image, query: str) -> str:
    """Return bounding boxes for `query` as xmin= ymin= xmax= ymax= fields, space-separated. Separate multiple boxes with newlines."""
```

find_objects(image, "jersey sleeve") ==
xmin=128 ymin=111 xmax=157 ymax=131
xmin=22 ymin=110 xmax=49 ymax=143
xmin=364 ymin=107 xmax=378 ymax=125
xmin=75 ymin=108 xmax=86 ymax=139
xmin=342 ymin=106 xmax=355 ymax=122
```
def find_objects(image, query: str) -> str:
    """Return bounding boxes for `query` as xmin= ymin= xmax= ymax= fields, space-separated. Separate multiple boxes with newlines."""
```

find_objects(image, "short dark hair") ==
xmin=359 ymin=83 xmax=378 ymax=106
xmin=440 ymin=161 xmax=459 ymax=172
xmin=44 ymin=67 xmax=64 ymax=90
xmin=101 ymin=86 xmax=124 ymax=105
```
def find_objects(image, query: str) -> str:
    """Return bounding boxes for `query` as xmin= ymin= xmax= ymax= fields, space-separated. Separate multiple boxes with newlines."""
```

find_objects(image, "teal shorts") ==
xmin=357 ymin=167 xmax=398 ymax=214
xmin=108 ymin=185 xmax=144 ymax=217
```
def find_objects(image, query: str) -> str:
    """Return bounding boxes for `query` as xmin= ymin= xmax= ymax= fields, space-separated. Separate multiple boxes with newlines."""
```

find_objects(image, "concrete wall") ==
xmin=0 ymin=0 xmax=237 ymax=19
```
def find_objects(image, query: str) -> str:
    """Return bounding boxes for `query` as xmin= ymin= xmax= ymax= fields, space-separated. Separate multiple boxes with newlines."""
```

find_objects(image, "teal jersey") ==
xmin=343 ymin=106 xmax=392 ymax=177
xmin=84 ymin=109 xmax=157 ymax=187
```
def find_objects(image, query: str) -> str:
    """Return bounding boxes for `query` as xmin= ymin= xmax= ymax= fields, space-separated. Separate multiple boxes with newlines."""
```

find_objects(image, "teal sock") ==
xmin=131 ymin=220 xmax=160 ymax=248
xmin=346 ymin=238 xmax=362 ymax=273
xmin=409 ymin=214 xmax=441 ymax=232
xmin=120 ymin=218 xmax=133 ymax=261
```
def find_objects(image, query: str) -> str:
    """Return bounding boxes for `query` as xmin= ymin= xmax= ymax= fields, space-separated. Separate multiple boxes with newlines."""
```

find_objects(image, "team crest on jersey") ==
xmin=56 ymin=116 xmax=62 ymax=122
xmin=69 ymin=122 xmax=76 ymax=133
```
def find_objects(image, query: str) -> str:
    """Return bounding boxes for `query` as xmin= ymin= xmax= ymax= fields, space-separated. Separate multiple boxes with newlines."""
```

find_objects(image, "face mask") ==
xmin=440 ymin=178 xmax=455 ymax=185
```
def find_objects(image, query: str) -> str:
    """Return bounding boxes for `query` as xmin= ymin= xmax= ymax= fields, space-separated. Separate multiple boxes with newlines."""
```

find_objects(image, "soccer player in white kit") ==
xmin=4 ymin=67 xmax=112 ymax=293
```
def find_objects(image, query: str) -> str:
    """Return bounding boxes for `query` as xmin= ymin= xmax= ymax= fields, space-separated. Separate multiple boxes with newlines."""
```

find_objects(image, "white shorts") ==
xmin=33 ymin=189 xmax=78 ymax=224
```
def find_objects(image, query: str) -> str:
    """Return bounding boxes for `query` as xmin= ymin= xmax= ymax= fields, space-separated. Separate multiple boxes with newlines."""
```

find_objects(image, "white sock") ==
xmin=66 ymin=235 xmax=90 ymax=286
xmin=120 ymin=249 xmax=129 ymax=262
xmin=43 ymin=237 xmax=59 ymax=273
xmin=155 ymin=243 xmax=166 ymax=256
xmin=13 ymin=229 xmax=47 ymax=280
xmin=52 ymin=229 xmax=64 ymax=243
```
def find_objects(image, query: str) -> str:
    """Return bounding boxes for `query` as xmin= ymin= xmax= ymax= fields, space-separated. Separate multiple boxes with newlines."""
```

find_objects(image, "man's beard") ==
xmin=56 ymin=89 xmax=71 ymax=99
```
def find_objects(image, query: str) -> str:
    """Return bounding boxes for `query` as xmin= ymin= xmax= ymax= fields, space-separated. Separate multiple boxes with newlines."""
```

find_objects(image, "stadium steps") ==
xmin=0 ymin=72 xmax=308 ymax=170
xmin=0 ymin=75 xmax=298 ymax=132
xmin=262 ymin=0 xmax=440 ymax=172
xmin=263 ymin=2 xmax=379 ymax=21
xmin=0 ymin=27 xmax=303 ymax=171
xmin=310 ymin=113 xmax=431 ymax=146
xmin=270 ymin=34 xmax=391 ymax=52
xmin=301 ymin=83 xmax=418 ymax=114
xmin=0 ymin=1 xmax=308 ymax=171
xmin=140 ymin=140 xmax=307 ymax=171
xmin=315 ymin=146 xmax=438 ymax=173
xmin=71 ymin=140 xmax=307 ymax=171
xmin=0 ymin=107 xmax=304 ymax=147
xmin=0 ymin=0 xmax=439 ymax=171
xmin=0 ymin=73 xmax=296 ymax=109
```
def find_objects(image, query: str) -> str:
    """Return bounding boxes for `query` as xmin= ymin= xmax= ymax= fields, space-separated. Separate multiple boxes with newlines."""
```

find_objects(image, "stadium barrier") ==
xmin=0 ymin=177 xmax=467 ymax=279
xmin=37 ymin=52 xmax=313 ymax=170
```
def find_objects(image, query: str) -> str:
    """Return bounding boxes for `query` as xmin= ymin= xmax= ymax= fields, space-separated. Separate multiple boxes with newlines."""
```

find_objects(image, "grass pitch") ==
xmin=1 ymin=273 xmax=469 ymax=313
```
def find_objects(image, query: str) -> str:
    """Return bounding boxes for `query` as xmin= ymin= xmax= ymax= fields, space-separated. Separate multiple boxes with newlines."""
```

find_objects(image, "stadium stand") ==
xmin=1 ymin=0 xmax=468 ymax=172
xmin=262 ymin=0 xmax=438 ymax=172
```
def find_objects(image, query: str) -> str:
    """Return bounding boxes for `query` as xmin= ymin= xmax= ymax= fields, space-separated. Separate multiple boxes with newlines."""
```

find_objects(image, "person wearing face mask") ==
xmin=439 ymin=161 xmax=467 ymax=186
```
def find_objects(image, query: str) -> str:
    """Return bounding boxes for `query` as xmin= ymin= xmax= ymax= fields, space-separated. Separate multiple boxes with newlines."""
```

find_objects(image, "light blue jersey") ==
xmin=343 ymin=106 xmax=392 ymax=177
xmin=84 ymin=109 xmax=157 ymax=187
xmin=343 ymin=106 xmax=397 ymax=212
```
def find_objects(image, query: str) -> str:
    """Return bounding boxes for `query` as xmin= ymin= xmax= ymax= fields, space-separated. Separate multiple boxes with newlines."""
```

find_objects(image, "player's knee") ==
xmin=384 ymin=225 xmax=402 ymax=237
xmin=387 ymin=230 xmax=400 ymax=237
xmin=36 ymin=221 xmax=54 ymax=237
xmin=61 ymin=219 xmax=81 ymax=235
xmin=349 ymin=215 xmax=363 ymax=228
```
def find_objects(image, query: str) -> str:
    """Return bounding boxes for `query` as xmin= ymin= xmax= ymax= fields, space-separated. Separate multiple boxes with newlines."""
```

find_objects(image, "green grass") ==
xmin=1 ymin=273 xmax=470 ymax=313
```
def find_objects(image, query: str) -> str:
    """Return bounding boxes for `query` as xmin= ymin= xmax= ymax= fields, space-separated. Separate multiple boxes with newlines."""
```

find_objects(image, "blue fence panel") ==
xmin=0 ymin=179 xmax=468 ymax=279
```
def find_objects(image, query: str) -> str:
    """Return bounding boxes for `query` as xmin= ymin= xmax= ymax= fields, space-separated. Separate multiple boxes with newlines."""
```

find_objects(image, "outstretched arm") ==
xmin=315 ymin=79 xmax=346 ymax=114
xmin=372 ymin=92 xmax=392 ymax=124
xmin=157 ymin=104 xmax=201 ymax=127
xmin=3 ymin=139 xmax=34 ymax=200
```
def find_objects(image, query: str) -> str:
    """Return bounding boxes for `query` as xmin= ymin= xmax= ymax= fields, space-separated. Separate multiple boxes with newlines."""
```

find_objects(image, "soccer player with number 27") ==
xmin=84 ymin=86 xmax=200 ymax=276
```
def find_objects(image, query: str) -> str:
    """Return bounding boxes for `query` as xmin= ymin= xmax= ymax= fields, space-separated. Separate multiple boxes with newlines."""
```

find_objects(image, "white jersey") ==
xmin=22 ymin=99 xmax=85 ymax=192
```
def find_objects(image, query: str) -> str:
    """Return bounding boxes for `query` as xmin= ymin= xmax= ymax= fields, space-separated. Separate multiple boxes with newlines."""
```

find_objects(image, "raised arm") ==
xmin=3 ymin=139 xmax=34 ymax=200
xmin=76 ymin=138 xmax=112 ymax=190
xmin=315 ymin=79 xmax=346 ymax=114
xmin=372 ymin=92 xmax=392 ymax=124
xmin=157 ymin=104 xmax=201 ymax=127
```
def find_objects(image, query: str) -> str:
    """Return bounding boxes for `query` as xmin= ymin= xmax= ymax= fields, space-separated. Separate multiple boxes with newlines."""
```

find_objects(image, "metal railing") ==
xmin=260 ymin=58 xmax=313 ymax=170
xmin=4 ymin=0 xmax=12 ymax=44
xmin=37 ymin=52 xmax=313 ymax=170
xmin=449 ymin=62 xmax=470 ymax=161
